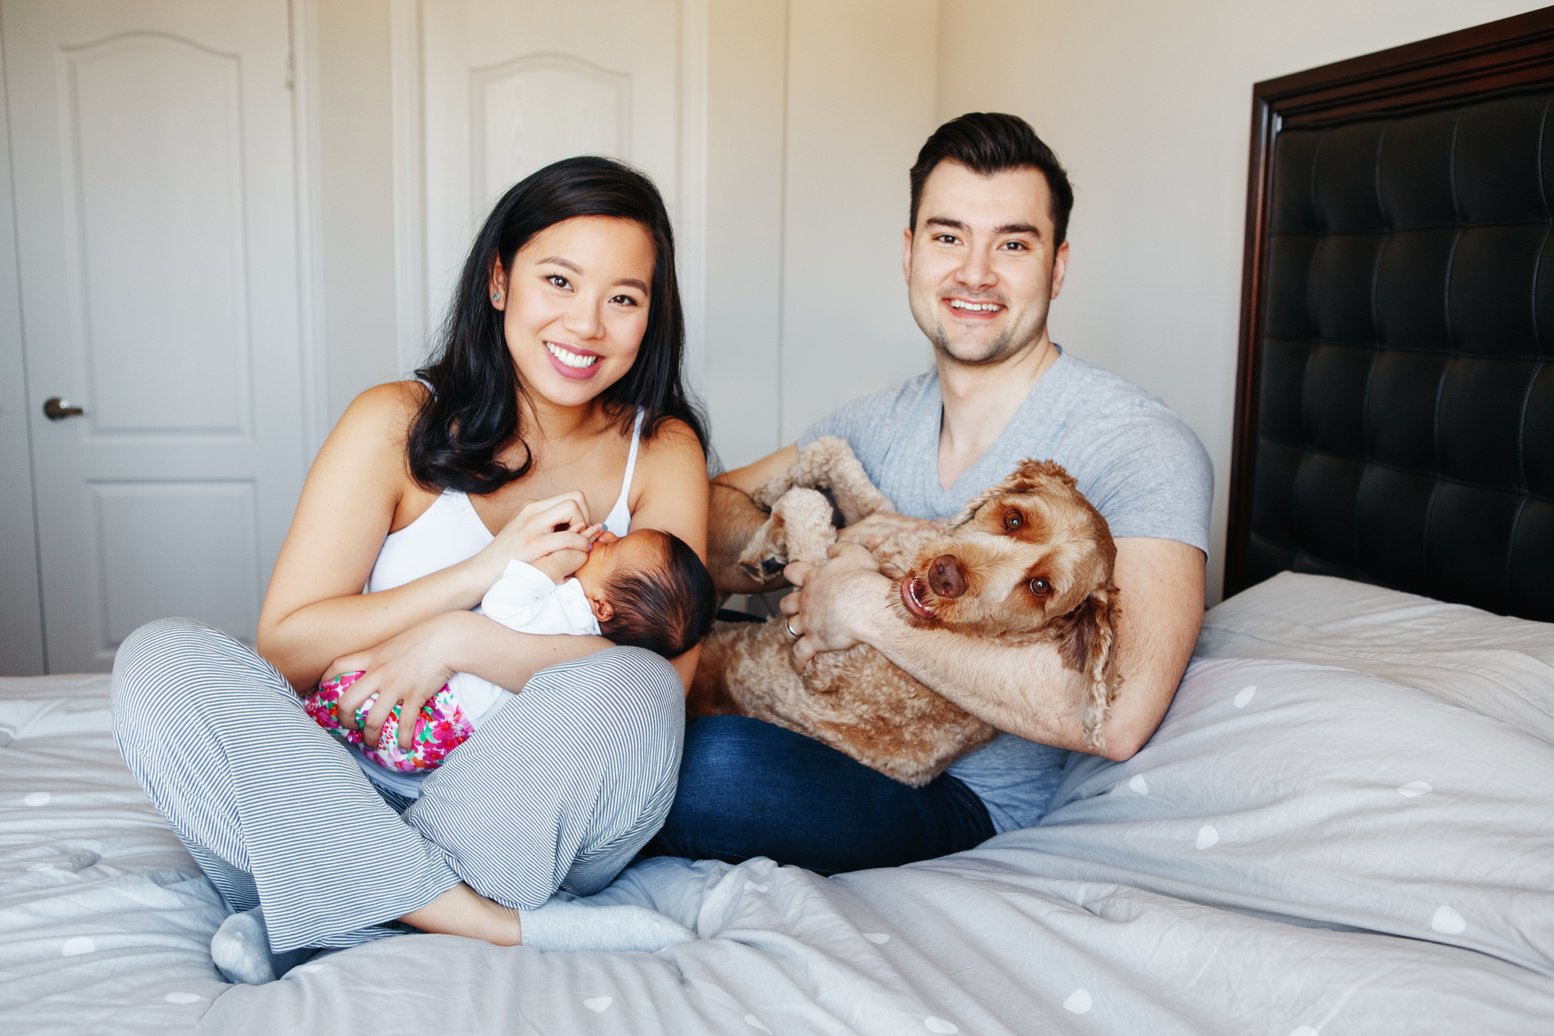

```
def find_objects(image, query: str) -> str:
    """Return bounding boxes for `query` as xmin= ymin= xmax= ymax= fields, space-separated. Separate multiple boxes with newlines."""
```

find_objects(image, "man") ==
xmin=648 ymin=113 xmax=1211 ymax=874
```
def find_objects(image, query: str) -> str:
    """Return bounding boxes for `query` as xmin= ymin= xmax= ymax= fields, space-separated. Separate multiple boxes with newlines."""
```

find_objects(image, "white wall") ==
xmin=702 ymin=0 xmax=787 ymax=471
xmin=313 ymin=0 xmax=399 ymax=435
xmin=935 ymin=0 xmax=1549 ymax=600
xmin=775 ymin=0 xmax=938 ymax=446
xmin=703 ymin=0 xmax=938 ymax=469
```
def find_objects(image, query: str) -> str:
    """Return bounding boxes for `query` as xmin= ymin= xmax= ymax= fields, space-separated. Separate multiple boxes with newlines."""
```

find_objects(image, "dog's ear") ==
xmin=1005 ymin=458 xmax=1076 ymax=495
xmin=945 ymin=458 xmax=1077 ymax=531
xmin=1051 ymin=584 xmax=1122 ymax=751
xmin=944 ymin=484 xmax=996 ymax=531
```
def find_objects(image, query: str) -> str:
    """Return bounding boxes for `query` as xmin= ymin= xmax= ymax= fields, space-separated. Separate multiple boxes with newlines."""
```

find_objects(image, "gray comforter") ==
xmin=2 ymin=573 xmax=1551 ymax=1033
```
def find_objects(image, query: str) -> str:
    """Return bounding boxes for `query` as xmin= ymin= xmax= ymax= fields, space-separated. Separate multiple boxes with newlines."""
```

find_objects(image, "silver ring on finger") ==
xmin=785 ymin=621 xmax=800 ymax=639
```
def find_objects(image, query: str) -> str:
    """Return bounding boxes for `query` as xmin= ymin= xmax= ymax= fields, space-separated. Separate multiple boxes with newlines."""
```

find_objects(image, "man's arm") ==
xmin=707 ymin=444 xmax=798 ymax=594
xmin=782 ymin=536 xmax=1205 ymax=760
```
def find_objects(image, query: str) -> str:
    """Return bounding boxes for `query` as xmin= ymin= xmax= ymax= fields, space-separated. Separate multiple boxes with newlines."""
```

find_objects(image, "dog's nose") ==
xmin=927 ymin=555 xmax=966 ymax=599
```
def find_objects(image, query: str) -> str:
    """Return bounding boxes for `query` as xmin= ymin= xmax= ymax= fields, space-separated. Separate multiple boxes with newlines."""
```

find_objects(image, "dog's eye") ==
xmin=1003 ymin=510 xmax=1023 ymax=531
xmin=1027 ymin=577 xmax=1052 ymax=598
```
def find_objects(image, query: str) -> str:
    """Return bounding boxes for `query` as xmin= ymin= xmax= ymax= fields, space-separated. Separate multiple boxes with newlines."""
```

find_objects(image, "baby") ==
xmin=304 ymin=528 xmax=715 ymax=782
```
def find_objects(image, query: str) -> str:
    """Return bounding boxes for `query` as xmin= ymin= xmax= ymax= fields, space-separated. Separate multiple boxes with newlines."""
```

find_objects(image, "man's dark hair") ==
xmin=598 ymin=530 xmax=716 ymax=659
xmin=908 ymin=112 xmax=1074 ymax=245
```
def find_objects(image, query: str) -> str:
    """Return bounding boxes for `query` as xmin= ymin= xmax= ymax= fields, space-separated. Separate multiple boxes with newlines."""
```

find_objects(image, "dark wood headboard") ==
xmin=1226 ymin=8 xmax=1554 ymax=622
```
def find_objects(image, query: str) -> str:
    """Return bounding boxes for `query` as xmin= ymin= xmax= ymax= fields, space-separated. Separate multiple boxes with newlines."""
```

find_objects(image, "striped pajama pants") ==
xmin=110 ymin=618 xmax=684 ymax=952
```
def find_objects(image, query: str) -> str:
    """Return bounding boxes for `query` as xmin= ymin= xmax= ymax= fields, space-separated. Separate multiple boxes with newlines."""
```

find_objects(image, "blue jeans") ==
xmin=643 ymin=715 xmax=995 ymax=875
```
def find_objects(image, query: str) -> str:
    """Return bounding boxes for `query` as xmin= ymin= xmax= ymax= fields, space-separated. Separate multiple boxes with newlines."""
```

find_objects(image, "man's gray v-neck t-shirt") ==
xmin=799 ymin=348 xmax=1212 ymax=832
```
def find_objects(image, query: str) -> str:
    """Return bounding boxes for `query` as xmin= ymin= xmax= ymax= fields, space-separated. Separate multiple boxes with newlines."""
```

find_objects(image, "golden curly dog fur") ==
xmin=688 ymin=437 xmax=1122 ymax=787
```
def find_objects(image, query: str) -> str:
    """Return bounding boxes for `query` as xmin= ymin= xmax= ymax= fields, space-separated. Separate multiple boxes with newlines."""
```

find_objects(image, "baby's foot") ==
xmin=519 ymin=900 xmax=696 ymax=953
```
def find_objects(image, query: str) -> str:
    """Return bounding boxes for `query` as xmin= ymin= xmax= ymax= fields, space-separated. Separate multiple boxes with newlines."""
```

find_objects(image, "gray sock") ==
xmin=519 ymin=900 xmax=696 ymax=953
xmin=210 ymin=907 xmax=314 ymax=984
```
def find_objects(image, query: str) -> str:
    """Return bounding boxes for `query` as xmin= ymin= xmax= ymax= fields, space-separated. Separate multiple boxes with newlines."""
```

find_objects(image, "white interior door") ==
xmin=4 ymin=0 xmax=307 ymax=672
xmin=402 ymin=0 xmax=696 ymax=370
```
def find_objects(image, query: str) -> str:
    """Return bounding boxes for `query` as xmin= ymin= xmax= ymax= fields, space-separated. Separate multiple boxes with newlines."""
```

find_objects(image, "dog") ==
xmin=688 ymin=437 xmax=1122 ymax=787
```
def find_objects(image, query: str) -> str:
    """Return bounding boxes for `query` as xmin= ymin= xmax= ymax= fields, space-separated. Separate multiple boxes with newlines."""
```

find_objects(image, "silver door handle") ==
xmin=43 ymin=396 xmax=87 ymax=420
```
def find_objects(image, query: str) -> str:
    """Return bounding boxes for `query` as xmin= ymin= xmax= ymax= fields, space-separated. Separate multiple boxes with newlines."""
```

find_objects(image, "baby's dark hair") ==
xmin=598 ymin=530 xmax=716 ymax=659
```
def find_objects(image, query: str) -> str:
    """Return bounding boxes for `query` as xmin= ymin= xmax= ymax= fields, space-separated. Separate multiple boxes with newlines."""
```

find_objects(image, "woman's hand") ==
xmin=476 ymin=492 xmax=598 ymax=586
xmin=529 ymin=524 xmax=603 ymax=584
xmin=324 ymin=614 xmax=462 ymax=750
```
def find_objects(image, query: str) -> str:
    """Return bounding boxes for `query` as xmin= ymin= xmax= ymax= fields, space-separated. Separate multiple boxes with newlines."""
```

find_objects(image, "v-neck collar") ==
xmin=918 ymin=349 xmax=1068 ymax=505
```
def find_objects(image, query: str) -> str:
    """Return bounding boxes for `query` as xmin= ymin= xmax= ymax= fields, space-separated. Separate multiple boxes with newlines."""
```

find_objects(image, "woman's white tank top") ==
xmin=368 ymin=409 xmax=644 ymax=593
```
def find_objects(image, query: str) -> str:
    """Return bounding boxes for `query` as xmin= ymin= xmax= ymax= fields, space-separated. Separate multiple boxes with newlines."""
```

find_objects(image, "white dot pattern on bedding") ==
xmin=1061 ymin=644 xmax=1549 ymax=995
xmin=61 ymin=936 xmax=94 ymax=956
xmin=1432 ymin=906 xmax=1467 ymax=935
xmin=923 ymin=1016 xmax=958 ymax=1033
xmin=1063 ymin=989 xmax=1092 ymax=1014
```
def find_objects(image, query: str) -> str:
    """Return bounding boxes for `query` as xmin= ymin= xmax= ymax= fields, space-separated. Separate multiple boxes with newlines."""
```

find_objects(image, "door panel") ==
xmin=3 ymin=0 xmax=304 ymax=672
xmin=70 ymin=34 xmax=251 ymax=434
xmin=95 ymin=481 xmax=261 ymax=645
xmin=416 ymin=0 xmax=685 ymax=356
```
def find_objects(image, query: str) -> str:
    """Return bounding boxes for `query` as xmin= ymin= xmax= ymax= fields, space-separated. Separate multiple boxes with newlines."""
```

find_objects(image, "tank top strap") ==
xmin=600 ymin=408 xmax=645 ymax=537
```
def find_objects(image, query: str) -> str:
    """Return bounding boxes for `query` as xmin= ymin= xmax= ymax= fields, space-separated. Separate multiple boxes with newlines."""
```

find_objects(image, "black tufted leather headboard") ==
xmin=1226 ymin=9 xmax=1554 ymax=623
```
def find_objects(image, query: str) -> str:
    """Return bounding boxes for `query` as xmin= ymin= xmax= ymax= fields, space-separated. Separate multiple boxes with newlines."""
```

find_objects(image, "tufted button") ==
xmin=1526 ymin=366 xmax=1554 ymax=497
xmin=1456 ymin=93 xmax=1552 ymax=223
xmin=1314 ymin=122 xmax=1388 ymax=231
xmin=1450 ymin=225 xmax=1546 ymax=355
xmin=1378 ymin=107 xmax=1457 ymax=227
xmin=1438 ymin=359 xmax=1541 ymax=488
xmin=1367 ymin=351 xmax=1450 ymax=469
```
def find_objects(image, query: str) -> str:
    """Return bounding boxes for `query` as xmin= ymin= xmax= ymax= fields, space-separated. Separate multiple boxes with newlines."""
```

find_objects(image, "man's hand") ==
xmin=779 ymin=542 xmax=885 ymax=671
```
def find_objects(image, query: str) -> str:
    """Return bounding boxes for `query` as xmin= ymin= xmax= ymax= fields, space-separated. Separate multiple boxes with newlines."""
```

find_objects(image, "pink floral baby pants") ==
xmin=303 ymin=670 xmax=473 ymax=772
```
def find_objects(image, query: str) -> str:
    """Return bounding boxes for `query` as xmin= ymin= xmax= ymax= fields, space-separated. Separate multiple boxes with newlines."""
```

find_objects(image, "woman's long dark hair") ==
xmin=408 ymin=156 xmax=708 ymax=493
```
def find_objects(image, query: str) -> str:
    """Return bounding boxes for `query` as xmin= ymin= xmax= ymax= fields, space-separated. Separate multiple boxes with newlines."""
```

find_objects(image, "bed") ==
xmin=5 ymin=11 xmax=1554 ymax=1034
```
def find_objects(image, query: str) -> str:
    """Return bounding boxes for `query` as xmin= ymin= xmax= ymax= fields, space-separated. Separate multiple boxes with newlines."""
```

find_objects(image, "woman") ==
xmin=111 ymin=156 xmax=709 ymax=980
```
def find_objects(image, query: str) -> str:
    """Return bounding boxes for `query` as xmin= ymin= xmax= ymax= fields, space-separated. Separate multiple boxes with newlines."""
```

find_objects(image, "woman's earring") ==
xmin=491 ymin=290 xmax=502 ymax=303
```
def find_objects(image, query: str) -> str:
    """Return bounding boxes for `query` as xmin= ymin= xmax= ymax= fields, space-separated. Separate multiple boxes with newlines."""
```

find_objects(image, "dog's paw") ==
xmin=738 ymin=553 xmax=788 ymax=582
xmin=768 ymin=488 xmax=839 ymax=566
xmin=737 ymin=513 xmax=790 ymax=581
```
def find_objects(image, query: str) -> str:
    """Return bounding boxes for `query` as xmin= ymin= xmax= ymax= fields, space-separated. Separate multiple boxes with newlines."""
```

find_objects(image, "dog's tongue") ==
xmin=900 ymin=576 xmax=935 ymax=620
